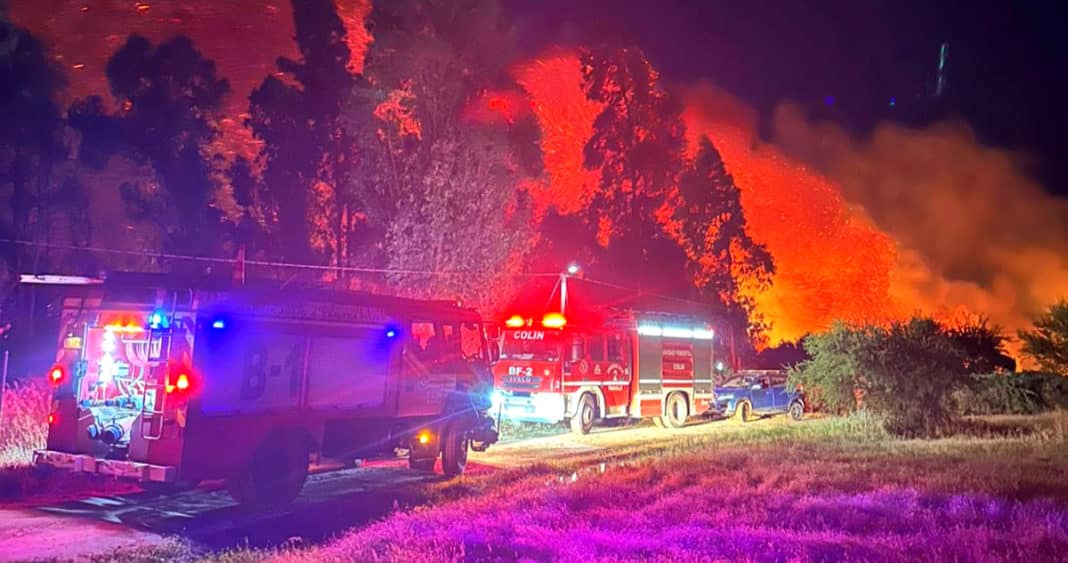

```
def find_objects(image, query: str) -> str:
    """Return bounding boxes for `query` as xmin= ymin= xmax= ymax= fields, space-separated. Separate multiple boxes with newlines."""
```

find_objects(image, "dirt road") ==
xmin=0 ymin=418 xmax=756 ymax=561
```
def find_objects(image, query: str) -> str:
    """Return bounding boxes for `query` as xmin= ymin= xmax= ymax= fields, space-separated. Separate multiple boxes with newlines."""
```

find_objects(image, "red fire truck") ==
xmin=31 ymin=273 xmax=498 ymax=508
xmin=491 ymin=278 xmax=718 ymax=434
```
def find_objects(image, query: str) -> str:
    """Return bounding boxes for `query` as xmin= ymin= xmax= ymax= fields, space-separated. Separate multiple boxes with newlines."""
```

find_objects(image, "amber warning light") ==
xmin=542 ymin=313 xmax=567 ymax=329
xmin=505 ymin=315 xmax=526 ymax=328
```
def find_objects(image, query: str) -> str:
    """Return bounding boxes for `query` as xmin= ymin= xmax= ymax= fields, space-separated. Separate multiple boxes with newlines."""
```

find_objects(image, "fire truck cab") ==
xmin=491 ymin=307 xmax=717 ymax=434
xmin=31 ymin=273 xmax=498 ymax=508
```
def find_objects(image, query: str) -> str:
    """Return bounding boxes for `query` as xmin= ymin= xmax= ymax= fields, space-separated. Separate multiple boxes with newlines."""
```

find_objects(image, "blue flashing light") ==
xmin=148 ymin=310 xmax=168 ymax=329
xmin=386 ymin=329 xmax=397 ymax=339
xmin=211 ymin=319 xmax=226 ymax=330
xmin=824 ymin=95 xmax=834 ymax=106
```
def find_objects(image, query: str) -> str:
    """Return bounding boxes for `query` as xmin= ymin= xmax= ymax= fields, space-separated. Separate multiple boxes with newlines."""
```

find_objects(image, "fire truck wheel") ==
xmin=441 ymin=424 xmax=469 ymax=477
xmin=227 ymin=435 xmax=310 ymax=509
xmin=570 ymin=393 xmax=596 ymax=435
xmin=662 ymin=392 xmax=689 ymax=428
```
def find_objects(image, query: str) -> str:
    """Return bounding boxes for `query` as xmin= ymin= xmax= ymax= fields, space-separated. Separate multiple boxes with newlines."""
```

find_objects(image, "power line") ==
xmin=0 ymin=238 xmax=562 ymax=278
xmin=1 ymin=238 xmax=841 ymax=328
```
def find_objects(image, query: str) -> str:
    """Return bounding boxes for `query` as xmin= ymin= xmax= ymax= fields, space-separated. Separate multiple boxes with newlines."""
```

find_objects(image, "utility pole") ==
xmin=560 ymin=273 xmax=567 ymax=314
xmin=234 ymin=245 xmax=246 ymax=286
xmin=561 ymin=263 xmax=579 ymax=314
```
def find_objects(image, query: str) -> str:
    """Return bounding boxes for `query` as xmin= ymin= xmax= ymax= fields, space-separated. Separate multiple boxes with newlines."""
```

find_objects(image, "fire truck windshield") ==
xmin=500 ymin=330 xmax=561 ymax=362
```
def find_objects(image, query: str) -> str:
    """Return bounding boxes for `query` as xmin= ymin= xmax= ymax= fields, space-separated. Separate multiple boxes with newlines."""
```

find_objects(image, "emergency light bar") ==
xmin=19 ymin=274 xmax=103 ymax=285
xmin=637 ymin=324 xmax=715 ymax=340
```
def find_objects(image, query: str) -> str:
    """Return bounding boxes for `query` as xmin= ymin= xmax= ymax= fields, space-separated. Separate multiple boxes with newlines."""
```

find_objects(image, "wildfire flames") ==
xmin=13 ymin=2 xmax=1064 ymax=349
xmin=510 ymin=55 xmax=904 ymax=344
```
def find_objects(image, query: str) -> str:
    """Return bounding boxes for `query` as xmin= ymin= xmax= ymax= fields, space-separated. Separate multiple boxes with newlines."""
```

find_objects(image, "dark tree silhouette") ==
xmin=227 ymin=156 xmax=263 ymax=252
xmin=69 ymin=34 xmax=230 ymax=258
xmin=581 ymin=45 xmax=686 ymax=248
xmin=945 ymin=316 xmax=1015 ymax=373
xmin=675 ymin=136 xmax=775 ymax=345
xmin=577 ymin=45 xmax=693 ymax=299
xmin=249 ymin=0 xmax=357 ymax=265
xmin=0 ymin=18 xmax=66 ymax=272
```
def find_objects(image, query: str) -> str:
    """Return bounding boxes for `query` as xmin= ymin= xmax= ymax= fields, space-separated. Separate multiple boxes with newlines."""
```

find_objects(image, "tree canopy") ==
xmin=1019 ymin=300 xmax=1068 ymax=375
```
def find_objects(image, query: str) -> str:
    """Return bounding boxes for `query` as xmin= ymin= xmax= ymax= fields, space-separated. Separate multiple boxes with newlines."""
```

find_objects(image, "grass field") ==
xmin=90 ymin=411 xmax=1068 ymax=562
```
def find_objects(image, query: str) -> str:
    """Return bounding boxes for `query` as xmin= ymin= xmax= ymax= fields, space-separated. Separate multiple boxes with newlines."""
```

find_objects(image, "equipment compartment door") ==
xmin=398 ymin=321 xmax=456 ymax=417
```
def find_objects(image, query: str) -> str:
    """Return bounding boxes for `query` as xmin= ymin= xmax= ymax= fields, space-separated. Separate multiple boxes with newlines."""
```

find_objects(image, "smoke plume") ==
xmin=773 ymin=104 xmax=1068 ymax=347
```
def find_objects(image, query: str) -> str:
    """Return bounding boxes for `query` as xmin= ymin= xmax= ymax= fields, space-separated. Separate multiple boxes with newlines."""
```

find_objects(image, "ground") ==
xmin=0 ymin=413 xmax=1066 ymax=562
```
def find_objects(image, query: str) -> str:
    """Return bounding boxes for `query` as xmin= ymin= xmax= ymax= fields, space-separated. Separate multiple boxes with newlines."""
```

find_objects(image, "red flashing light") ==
xmin=48 ymin=413 xmax=56 ymax=425
xmin=505 ymin=315 xmax=525 ymax=328
xmin=167 ymin=372 xmax=191 ymax=394
xmin=48 ymin=366 xmax=64 ymax=385
xmin=542 ymin=313 xmax=567 ymax=329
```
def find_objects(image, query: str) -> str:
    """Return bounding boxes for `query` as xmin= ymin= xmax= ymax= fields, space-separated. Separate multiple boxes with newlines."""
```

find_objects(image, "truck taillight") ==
xmin=48 ymin=366 xmax=64 ymax=385
xmin=166 ymin=373 xmax=192 ymax=394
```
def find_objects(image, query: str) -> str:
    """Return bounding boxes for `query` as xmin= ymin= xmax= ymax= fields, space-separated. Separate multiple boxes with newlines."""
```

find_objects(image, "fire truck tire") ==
xmin=662 ymin=392 xmax=689 ymax=428
xmin=226 ymin=435 xmax=310 ymax=509
xmin=441 ymin=424 xmax=469 ymax=477
xmin=570 ymin=393 xmax=596 ymax=435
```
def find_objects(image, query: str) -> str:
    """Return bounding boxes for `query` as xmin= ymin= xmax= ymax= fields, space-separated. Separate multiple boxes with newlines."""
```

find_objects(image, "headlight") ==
xmin=490 ymin=390 xmax=504 ymax=410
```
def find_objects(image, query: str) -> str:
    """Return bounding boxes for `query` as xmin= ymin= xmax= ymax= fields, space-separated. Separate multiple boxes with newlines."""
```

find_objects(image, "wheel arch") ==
xmin=661 ymin=389 xmax=691 ymax=415
xmin=569 ymin=386 xmax=606 ymax=418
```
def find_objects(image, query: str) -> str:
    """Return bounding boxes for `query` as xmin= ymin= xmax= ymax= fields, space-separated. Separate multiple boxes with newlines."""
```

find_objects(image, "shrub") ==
xmin=954 ymin=374 xmax=1042 ymax=415
xmin=787 ymin=322 xmax=873 ymax=415
xmin=1018 ymin=299 xmax=1068 ymax=376
xmin=955 ymin=372 xmax=1068 ymax=416
xmin=791 ymin=318 xmax=970 ymax=437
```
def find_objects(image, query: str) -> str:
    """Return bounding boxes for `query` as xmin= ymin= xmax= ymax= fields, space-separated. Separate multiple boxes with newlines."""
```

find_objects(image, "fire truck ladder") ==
xmin=140 ymin=290 xmax=181 ymax=441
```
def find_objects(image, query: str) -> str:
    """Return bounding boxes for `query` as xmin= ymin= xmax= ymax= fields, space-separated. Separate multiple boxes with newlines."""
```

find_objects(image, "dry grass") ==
xmin=0 ymin=378 xmax=49 ymax=468
xmin=13 ymin=390 xmax=1068 ymax=561
xmin=115 ymin=412 xmax=1062 ymax=563
xmin=0 ymin=379 xmax=137 ymax=505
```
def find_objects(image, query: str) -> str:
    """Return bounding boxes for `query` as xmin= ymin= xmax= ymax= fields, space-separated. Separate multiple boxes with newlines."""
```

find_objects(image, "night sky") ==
xmin=507 ymin=0 xmax=1068 ymax=195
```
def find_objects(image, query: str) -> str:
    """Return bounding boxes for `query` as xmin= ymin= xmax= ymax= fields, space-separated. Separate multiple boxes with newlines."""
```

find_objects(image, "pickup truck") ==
xmin=712 ymin=371 xmax=804 ymax=422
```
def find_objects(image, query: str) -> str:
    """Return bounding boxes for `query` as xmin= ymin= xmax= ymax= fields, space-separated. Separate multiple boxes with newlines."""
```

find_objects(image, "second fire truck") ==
xmin=491 ymin=295 xmax=718 ymax=434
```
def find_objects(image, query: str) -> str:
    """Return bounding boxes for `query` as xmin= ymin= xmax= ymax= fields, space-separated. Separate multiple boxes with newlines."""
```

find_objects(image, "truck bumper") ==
xmin=492 ymin=391 xmax=566 ymax=424
xmin=33 ymin=449 xmax=177 ymax=482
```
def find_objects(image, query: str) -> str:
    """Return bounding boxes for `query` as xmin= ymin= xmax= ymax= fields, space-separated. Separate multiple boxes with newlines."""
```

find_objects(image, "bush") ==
xmin=954 ymin=374 xmax=1042 ymax=415
xmin=956 ymin=372 xmax=1068 ymax=415
xmin=790 ymin=318 xmax=970 ymax=437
